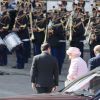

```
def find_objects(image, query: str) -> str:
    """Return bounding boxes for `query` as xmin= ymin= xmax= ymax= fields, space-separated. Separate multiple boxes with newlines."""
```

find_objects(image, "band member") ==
xmin=88 ymin=7 xmax=100 ymax=58
xmin=0 ymin=5 xmax=10 ymax=38
xmin=0 ymin=5 xmax=10 ymax=66
xmin=48 ymin=17 xmax=66 ymax=75
xmin=19 ymin=8 xmax=31 ymax=60
xmin=32 ymin=18 xmax=45 ymax=56
xmin=69 ymin=8 xmax=85 ymax=58
xmin=13 ymin=9 xmax=31 ymax=69
xmin=89 ymin=16 xmax=100 ymax=58
xmin=32 ymin=4 xmax=46 ymax=56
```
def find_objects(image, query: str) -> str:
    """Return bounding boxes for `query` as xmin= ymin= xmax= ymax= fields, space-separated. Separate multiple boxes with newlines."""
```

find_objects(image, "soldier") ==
xmin=69 ymin=9 xmax=85 ymax=58
xmin=88 ymin=7 xmax=100 ymax=58
xmin=32 ymin=18 xmax=46 ymax=56
xmin=32 ymin=3 xmax=46 ymax=56
xmin=89 ymin=16 xmax=100 ymax=58
xmin=12 ymin=8 xmax=31 ymax=69
xmin=48 ymin=16 xmax=66 ymax=75
xmin=0 ymin=4 xmax=10 ymax=66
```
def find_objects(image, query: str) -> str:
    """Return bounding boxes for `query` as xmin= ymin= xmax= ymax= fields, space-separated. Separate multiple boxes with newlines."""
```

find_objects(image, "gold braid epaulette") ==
xmin=1 ymin=14 xmax=10 ymax=29
xmin=2 ymin=14 xmax=10 ymax=21
xmin=15 ymin=19 xmax=21 ymax=26
xmin=17 ymin=13 xmax=26 ymax=20
xmin=15 ymin=13 xmax=27 ymax=28
xmin=15 ymin=13 xmax=26 ymax=26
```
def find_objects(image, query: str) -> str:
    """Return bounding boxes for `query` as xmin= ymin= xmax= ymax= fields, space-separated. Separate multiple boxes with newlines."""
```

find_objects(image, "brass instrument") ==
xmin=65 ymin=15 xmax=70 ymax=30
xmin=84 ymin=17 xmax=91 ymax=36
xmin=29 ymin=5 xmax=34 ymax=41
xmin=0 ymin=1 xmax=2 ymax=12
xmin=68 ymin=12 xmax=73 ymax=41
xmin=43 ymin=26 xmax=48 ymax=43
xmin=86 ymin=15 xmax=100 ymax=43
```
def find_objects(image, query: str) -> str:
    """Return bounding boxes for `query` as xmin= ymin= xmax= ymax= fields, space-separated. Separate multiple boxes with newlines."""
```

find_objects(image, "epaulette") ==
xmin=2 ymin=24 xmax=9 ymax=29
xmin=2 ymin=14 xmax=9 ymax=20
xmin=17 ymin=13 xmax=26 ymax=20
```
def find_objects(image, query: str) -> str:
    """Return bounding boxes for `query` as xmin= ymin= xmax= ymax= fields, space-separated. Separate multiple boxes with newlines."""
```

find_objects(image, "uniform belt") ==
xmin=59 ymin=40 xmax=66 ymax=42
xmin=80 ymin=40 xmax=84 ymax=42
xmin=22 ymin=39 xmax=30 ymax=42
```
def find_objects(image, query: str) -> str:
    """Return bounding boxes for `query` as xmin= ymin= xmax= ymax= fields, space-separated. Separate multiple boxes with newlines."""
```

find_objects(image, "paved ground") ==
xmin=0 ymin=44 xmax=90 ymax=98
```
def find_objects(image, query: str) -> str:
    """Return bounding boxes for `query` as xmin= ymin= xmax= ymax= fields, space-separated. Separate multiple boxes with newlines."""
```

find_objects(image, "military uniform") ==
xmin=89 ymin=17 xmax=100 ymax=58
xmin=0 ymin=9 xmax=10 ymax=66
xmin=32 ymin=17 xmax=46 ymax=56
xmin=48 ymin=19 xmax=66 ymax=75
xmin=70 ymin=17 xmax=85 ymax=58
xmin=14 ymin=9 xmax=31 ymax=69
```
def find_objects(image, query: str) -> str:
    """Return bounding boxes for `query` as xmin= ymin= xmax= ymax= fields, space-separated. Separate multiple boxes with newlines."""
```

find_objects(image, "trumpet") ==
xmin=84 ymin=17 xmax=91 ymax=36
xmin=28 ymin=0 xmax=35 ymax=41
xmin=68 ymin=12 xmax=73 ymax=41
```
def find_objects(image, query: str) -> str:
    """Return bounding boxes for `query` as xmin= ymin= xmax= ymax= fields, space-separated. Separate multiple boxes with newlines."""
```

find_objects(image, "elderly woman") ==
xmin=66 ymin=47 xmax=89 ymax=81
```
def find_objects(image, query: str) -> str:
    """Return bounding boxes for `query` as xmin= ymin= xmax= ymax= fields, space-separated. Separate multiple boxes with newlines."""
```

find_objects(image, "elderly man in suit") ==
xmin=88 ymin=45 xmax=100 ymax=70
xmin=30 ymin=43 xmax=59 ymax=93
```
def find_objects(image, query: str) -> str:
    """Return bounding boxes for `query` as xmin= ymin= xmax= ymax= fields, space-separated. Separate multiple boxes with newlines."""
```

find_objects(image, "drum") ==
xmin=0 ymin=37 xmax=5 ymax=45
xmin=3 ymin=32 xmax=22 ymax=51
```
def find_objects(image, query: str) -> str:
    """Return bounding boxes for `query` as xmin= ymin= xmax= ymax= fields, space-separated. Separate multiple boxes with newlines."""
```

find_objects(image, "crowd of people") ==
xmin=0 ymin=0 xmax=100 ymax=93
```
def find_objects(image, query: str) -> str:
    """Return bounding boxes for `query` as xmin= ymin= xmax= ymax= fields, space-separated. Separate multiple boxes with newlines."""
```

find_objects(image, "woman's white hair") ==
xmin=66 ymin=47 xmax=81 ymax=57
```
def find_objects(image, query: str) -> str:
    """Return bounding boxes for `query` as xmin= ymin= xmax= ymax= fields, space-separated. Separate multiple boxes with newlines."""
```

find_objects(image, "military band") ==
xmin=0 ymin=0 xmax=99 ymax=74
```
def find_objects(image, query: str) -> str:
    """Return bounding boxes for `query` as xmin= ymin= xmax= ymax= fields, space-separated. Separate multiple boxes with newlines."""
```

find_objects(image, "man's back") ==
xmin=88 ymin=54 xmax=100 ymax=70
xmin=31 ymin=52 xmax=59 ymax=87
xmin=30 ymin=42 xmax=59 ymax=93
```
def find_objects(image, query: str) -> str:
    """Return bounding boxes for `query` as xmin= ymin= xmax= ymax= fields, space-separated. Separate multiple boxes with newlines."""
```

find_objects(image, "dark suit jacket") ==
xmin=88 ymin=54 xmax=100 ymax=70
xmin=30 ymin=52 xmax=59 ymax=87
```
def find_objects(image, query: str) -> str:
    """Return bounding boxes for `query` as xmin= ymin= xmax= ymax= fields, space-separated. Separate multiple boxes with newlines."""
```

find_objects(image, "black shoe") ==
xmin=17 ymin=67 xmax=24 ymax=69
xmin=0 ymin=64 xmax=5 ymax=66
xmin=12 ymin=66 xmax=17 ymax=68
xmin=24 ymin=59 xmax=28 ymax=63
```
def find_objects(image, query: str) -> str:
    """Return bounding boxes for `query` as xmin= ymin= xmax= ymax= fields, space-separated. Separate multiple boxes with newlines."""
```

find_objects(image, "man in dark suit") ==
xmin=88 ymin=45 xmax=100 ymax=70
xmin=30 ymin=43 xmax=59 ymax=93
